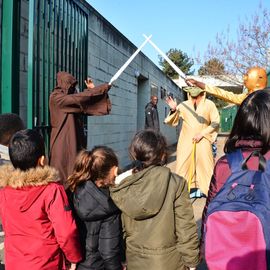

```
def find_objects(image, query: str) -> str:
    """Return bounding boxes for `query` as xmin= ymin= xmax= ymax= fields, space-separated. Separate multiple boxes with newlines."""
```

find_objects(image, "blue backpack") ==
xmin=205 ymin=149 xmax=270 ymax=270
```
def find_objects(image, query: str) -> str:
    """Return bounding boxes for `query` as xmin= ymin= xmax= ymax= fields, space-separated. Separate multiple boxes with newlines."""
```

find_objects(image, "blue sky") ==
xmin=88 ymin=0 xmax=270 ymax=72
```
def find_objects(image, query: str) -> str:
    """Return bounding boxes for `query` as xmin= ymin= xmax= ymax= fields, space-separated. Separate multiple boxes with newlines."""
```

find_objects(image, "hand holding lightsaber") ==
xmin=109 ymin=35 xmax=152 ymax=85
xmin=143 ymin=34 xmax=187 ymax=80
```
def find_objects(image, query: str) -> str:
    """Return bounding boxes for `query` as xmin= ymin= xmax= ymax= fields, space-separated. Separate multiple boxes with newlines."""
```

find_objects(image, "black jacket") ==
xmin=145 ymin=102 xmax=160 ymax=131
xmin=73 ymin=181 xmax=122 ymax=270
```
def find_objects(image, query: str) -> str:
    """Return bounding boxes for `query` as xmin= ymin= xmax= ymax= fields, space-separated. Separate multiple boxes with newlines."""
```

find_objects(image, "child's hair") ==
xmin=224 ymin=89 xmax=270 ymax=154
xmin=9 ymin=129 xmax=45 ymax=171
xmin=68 ymin=146 xmax=118 ymax=192
xmin=129 ymin=130 xmax=168 ymax=172
xmin=0 ymin=113 xmax=24 ymax=146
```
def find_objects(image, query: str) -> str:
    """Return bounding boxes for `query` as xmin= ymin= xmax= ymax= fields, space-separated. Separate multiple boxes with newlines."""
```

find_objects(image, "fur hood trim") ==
xmin=0 ymin=165 xmax=60 ymax=188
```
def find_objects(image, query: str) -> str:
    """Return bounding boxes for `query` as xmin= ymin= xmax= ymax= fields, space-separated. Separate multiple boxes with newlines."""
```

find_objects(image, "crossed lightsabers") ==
xmin=109 ymin=34 xmax=186 ymax=86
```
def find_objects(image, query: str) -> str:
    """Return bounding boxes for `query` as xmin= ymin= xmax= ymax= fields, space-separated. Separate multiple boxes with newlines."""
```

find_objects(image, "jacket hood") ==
xmin=55 ymin=71 xmax=77 ymax=94
xmin=0 ymin=165 xmax=60 ymax=212
xmin=0 ymin=164 xmax=60 ymax=188
xmin=74 ymin=180 xmax=119 ymax=221
xmin=110 ymin=166 xmax=170 ymax=220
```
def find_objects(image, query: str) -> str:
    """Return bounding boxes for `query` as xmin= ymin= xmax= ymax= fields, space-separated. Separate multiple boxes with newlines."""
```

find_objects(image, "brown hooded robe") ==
xmin=49 ymin=72 xmax=111 ymax=185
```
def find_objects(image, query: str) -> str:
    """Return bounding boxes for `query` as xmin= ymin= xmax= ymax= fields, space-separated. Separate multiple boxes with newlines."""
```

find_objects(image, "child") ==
xmin=0 ymin=129 xmax=82 ymax=270
xmin=202 ymin=89 xmax=270 ymax=269
xmin=68 ymin=146 xmax=123 ymax=270
xmin=110 ymin=130 xmax=200 ymax=270
xmin=0 ymin=113 xmax=24 ymax=165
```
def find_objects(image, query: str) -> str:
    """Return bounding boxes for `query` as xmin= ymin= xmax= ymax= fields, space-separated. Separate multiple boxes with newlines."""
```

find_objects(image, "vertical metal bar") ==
xmin=74 ymin=6 xmax=76 ymax=78
xmin=60 ymin=0 xmax=64 ymax=69
xmin=35 ymin=0 xmax=41 ymax=127
xmin=71 ymin=3 xmax=75 ymax=74
xmin=68 ymin=0 xmax=71 ymax=73
xmin=56 ymin=0 xmax=60 ymax=69
xmin=41 ymin=0 xmax=47 ymax=128
xmin=66 ymin=1 xmax=69 ymax=73
xmin=46 ymin=0 xmax=52 ymax=128
xmin=84 ymin=15 xmax=88 ymax=80
xmin=77 ymin=9 xmax=80 ymax=85
xmin=27 ymin=0 xmax=35 ymax=127
xmin=75 ymin=7 xmax=79 ymax=80
xmin=79 ymin=11 xmax=82 ymax=87
xmin=76 ymin=9 xmax=79 ymax=84
xmin=52 ymin=0 xmax=56 ymax=85
xmin=62 ymin=0 xmax=66 ymax=71
xmin=1 ymin=0 xmax=20 ymax=113
xmin=81 ymin=14 xmax=85 ymax=85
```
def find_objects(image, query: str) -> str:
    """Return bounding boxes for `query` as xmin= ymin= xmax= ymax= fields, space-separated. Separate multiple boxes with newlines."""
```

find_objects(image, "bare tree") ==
xmin=197 ymin=3 xmax=270 ymax=81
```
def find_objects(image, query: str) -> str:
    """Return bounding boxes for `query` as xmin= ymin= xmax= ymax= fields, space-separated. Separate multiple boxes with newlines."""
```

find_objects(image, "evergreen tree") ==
xmin=159 ymin=48 xmax=194 ymax=79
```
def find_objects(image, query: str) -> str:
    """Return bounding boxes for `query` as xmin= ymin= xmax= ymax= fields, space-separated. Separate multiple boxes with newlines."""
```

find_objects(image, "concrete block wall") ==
xmin=86 ymin=6 xmax=183 ymax=167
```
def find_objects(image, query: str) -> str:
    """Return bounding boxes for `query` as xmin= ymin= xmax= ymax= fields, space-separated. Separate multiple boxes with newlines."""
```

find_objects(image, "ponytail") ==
xmin=67 ymin=150 xmax=92 ymax=192
xmin=68 ymin=146 xmax=118 ymax=192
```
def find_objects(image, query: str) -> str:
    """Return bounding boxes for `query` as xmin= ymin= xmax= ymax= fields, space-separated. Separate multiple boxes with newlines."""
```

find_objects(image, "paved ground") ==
xmin=166 ymin=134 xmax=228 ymax=270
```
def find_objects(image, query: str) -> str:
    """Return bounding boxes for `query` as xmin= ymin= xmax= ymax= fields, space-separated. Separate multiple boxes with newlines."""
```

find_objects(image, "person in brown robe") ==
xmin=49 ymin=71 xmax=111 ymax=186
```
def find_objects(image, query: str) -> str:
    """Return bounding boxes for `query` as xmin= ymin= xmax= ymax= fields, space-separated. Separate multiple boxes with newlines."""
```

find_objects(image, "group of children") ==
xmin=0 ymin=119 xmax=200 ymax=269
xmin=1 ymin=88 xmax=270 ymax=270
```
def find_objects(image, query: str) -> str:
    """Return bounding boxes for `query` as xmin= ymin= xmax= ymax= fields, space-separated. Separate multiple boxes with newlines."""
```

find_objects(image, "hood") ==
xmin=73 ymin=180 xmax=119 ymax=221
xmin=0 ymin=164 xmax=60 ymax=188
xmin=0 ymin=165 xmax=60 ymax=212
xmin=110 ymin=166 xmax=170 ymax=220
xmin=55 ymin=71 xmax=77 ymax=94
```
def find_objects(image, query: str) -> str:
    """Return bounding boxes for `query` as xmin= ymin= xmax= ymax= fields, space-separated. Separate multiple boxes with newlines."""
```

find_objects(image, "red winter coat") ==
xmin=201 ymin=140 xmax=270 ymax=241
xmin=0 ymin=165 xmax=82 ymax=270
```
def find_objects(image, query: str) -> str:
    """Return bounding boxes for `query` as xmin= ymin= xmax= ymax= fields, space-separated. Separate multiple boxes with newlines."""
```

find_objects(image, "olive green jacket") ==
xmin=110 ymin=166 xmax=200 ymax=270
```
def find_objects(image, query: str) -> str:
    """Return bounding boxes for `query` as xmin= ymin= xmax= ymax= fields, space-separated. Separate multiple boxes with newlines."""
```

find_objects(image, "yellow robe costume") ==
xmin=205 ymin=85 xmax=248 ymax=105
xmin=165 ymin=94 xmax=220 ymax=195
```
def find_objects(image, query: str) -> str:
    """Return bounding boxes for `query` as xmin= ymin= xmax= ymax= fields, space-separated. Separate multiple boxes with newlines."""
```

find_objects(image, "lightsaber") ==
xmin=109 ymin=35 xmax=152 ymax=85
xmin=143 ymin=34 xmax=187 ymax=80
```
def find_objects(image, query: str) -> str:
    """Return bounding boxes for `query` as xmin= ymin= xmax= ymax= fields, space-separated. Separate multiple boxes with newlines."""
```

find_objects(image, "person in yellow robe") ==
xmin=165 ymin=87 xmax=220 ymax=196
xmin=185 ymin=67 xmax=267 ymax=105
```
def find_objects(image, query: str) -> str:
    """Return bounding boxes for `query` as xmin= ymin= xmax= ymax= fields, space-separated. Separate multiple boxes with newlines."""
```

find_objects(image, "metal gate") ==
xmin=27 ymin=0 xmax=88 ymax=144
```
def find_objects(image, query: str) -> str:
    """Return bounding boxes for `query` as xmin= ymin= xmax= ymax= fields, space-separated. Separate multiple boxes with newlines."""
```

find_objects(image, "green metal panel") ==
xmin=1 ymin=0 xmax=20 ymax=114
xmin=27 ymin=0 xmax=88 ymax=148
xmin=220 ymin=105 xmax=238 ymax=132
xmin=27 ymin=0 xmax=35 ymax=127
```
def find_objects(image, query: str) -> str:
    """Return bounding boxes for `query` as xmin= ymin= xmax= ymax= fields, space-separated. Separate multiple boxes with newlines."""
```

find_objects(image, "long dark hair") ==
xmin=224 ymin=89 xmax=270 ymax=154
xmin=68 ymin=146 xmax=118 ymax=192
xmin=129 ymin=129 xmax=168 ymax=172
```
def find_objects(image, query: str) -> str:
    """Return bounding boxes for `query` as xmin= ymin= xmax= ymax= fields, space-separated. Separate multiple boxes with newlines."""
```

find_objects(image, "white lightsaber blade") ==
xmin=109 ymin=35 xmax=152 ymax=85
xmin=143 ymin=34 xmax=186 ymax=80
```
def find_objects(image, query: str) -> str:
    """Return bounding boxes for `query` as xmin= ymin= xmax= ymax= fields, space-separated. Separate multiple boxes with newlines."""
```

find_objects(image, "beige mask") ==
xmin=243 ymin=67 xmax=267 ymax=93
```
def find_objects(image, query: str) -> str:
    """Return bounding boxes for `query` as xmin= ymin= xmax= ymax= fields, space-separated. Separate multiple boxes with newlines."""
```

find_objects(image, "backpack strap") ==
xmin=226 ymin=149 xmax=244 ymax=173
xmin=242 ymin=150 xmax=266 ymax=172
